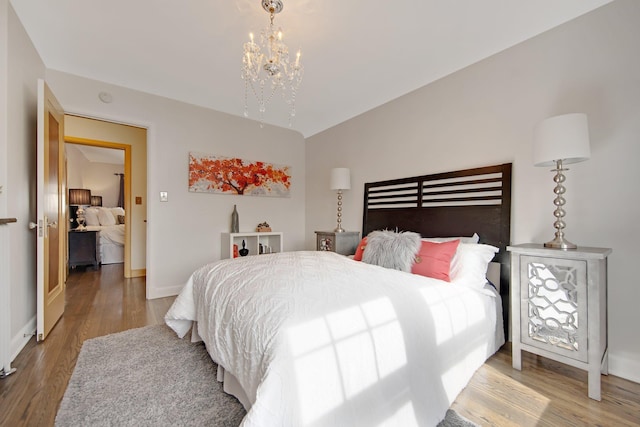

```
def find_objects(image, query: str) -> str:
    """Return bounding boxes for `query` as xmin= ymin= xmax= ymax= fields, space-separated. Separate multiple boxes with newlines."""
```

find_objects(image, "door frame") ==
xmin=65 ymin=137 xmax=134 ymax=278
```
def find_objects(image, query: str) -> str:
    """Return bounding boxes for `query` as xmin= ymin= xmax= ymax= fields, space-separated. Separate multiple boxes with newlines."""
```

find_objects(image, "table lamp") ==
xmin=69 ymin=188 xmax=91 ymax=231
xmin=533 ymin=113 xmax=590 ymax=249
xmin=330 ymin=168 xmax=351 ymax=233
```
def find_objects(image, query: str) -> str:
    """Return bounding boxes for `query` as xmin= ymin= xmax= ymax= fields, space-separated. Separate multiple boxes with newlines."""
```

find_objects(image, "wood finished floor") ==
xmin=0 ymin=264 xmax=174 ymax=426
xmin=1 ymin=264 xmax=639 ymax=426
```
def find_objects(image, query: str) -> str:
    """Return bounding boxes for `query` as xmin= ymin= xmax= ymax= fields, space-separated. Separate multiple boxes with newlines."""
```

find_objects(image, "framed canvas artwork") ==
xmin=188 ymin=152 xmax=291 ymax=197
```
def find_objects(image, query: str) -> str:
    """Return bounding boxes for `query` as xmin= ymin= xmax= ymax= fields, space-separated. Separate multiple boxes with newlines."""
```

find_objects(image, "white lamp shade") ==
xmin=330 ymin=168 xmax=351 ymax=190
xmin=533 ymin=113 xmax=591 ymax=167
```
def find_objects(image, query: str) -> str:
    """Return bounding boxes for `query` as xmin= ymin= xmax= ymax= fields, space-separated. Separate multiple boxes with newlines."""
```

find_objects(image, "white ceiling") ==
xmin=72 ymin=145 xmax=124 ymax=165
xmin=11 ymin=0 xmax=613 ymax=138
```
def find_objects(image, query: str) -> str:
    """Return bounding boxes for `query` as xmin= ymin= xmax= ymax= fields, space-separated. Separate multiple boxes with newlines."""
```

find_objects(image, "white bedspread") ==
xmin=86 ymin=224 xmax=125 ymax=245
xmin=166 ymin=251 xmax=503 ymax=427
xmin=85 ymin=224 xmax=125 ymax=264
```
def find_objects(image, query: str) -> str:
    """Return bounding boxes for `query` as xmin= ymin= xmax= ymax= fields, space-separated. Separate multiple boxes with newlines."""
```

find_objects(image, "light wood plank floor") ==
xmin=1 ymin=264 xmax=638 ymax=426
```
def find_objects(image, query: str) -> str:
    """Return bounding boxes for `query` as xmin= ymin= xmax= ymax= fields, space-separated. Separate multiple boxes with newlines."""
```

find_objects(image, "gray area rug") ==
xmin=56 ymin=325 xmax=478 ymax=427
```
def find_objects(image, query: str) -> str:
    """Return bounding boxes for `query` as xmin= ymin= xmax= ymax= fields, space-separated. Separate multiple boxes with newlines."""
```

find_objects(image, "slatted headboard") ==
xmin=362 ymin=163 xmax=512 ymax=332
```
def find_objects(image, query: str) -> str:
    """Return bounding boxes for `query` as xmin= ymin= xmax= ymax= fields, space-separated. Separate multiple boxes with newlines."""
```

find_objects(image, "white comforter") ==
xmin=165 ymin=251 xmax=503 ymax=427
xmin=86 ymin=224 xmax=125 ymax=245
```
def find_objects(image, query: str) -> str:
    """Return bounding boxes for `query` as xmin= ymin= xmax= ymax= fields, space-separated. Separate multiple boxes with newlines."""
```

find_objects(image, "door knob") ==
xmin=29 ymin=220 xmax=43 ymax=236
xmin=29 ymin=218 xmax=57 ymax=236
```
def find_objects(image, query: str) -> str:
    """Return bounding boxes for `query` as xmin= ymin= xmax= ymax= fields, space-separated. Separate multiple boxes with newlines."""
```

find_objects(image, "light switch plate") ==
xmin=160 ymin=191 xmax=168 ymax=202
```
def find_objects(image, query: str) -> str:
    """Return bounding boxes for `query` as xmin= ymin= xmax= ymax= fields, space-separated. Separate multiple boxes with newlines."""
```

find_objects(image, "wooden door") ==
xmin=36 ymin=79 xmax=66 ymax=341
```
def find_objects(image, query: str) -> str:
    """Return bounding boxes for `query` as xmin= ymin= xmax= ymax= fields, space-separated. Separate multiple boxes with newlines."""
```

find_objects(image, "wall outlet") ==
xmin=160 ymin=192 xmax=168 ymax=202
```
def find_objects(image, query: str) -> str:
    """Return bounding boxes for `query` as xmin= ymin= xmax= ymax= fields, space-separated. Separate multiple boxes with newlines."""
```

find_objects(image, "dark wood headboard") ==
xmin=362 ymin=163 xmax=512 ymax=333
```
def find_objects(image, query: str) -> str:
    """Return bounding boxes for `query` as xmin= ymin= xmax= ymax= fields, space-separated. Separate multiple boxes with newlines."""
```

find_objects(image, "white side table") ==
xmin=508 ymin=243 xmax=611 ymax=400
xmin=221 ymin=232 xmax=283 ymax=259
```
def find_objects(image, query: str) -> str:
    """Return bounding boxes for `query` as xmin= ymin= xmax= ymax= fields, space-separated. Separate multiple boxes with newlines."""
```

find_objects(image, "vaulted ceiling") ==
xmin=11 ymin=0 xmax=613 ymax=137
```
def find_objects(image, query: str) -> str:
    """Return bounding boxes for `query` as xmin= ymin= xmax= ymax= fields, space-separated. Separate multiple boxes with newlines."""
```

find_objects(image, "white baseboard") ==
xmin=609 ymin=352 xmax=640 ymax=384
xmin=11 ymin=316 xmax=36 ymax=361
xmin=146 ymin=284 xmax=183 ymax=300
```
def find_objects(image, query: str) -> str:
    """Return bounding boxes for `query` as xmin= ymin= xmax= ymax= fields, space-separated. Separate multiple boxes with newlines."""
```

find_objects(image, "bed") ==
xmin=83 ymin=207 xmax=126 ymax=264
xmin=165 ymin=163 xmax=512 ymax=426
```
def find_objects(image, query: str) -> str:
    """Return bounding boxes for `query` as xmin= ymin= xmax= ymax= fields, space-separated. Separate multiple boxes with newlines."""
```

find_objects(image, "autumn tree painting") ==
xmin=188 ymin=153 xmax=291 ymax=197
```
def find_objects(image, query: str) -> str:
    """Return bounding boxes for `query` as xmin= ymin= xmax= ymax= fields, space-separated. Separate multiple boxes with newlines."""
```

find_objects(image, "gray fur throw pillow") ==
xmin=362 ymin=230 xmax=422 ymax=272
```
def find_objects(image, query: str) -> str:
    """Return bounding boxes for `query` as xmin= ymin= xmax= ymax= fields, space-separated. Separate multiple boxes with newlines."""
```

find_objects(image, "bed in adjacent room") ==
xmin=84 ymin=206 xmax=126 ymax=264
xmin=165 ymin=163 xmax=512 ymax=426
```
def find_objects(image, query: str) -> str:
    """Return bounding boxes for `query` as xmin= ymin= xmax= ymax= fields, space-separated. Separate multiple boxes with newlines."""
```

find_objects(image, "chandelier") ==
xmin=242 ymin=0 xmax=303 ymax=126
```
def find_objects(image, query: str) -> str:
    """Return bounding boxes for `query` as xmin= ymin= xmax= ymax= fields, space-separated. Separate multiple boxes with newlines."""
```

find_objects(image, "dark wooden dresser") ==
xmin=68 ymin=230 xmax=101 ymax=269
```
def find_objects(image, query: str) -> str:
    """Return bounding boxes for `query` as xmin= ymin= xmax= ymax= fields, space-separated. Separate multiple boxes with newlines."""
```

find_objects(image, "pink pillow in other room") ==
xmin=411 ymin=239 xmax=460 ymax=282
xmin=353 ymin=237 xmax=367 ymax=261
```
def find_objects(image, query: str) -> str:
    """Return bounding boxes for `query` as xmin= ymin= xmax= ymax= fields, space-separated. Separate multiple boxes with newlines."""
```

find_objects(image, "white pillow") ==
xmin=110 ymin=207 xmax=125 ymax=221
xmin=450 ymin=243 xmax=499 ymax=288
xmin=422 ymin=233 xmax=480 ymax=244
xmin=83 ymin=207 xmax=100 ymax=226
xmin=97 ymin=207 xmax=117 ymax=226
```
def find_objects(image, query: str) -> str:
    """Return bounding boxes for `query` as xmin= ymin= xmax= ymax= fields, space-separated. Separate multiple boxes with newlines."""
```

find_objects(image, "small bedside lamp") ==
xmin=90 ymin=195 xmax=102 ymax=207
xmin=69 ymin=188 xmax=92 ymax=231
xmin=533 ymin=113 xmax=591 ymax=249
xmin=330 ymin=168 xmax=351 ymax=233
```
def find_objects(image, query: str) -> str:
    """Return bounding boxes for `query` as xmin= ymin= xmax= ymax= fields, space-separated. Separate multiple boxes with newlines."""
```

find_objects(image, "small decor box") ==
xmin=256 ymin=221 xmax=272 ymax=232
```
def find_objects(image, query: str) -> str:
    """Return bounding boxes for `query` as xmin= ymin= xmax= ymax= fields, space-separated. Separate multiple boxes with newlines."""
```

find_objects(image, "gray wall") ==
xmin=306 ymin=0 xmax=640 ymax=382
xmin=0 ymin=1 xmax=46 ymax=367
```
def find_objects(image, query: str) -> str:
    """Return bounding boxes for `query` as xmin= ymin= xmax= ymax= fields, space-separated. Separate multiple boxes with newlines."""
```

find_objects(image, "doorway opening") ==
xmin=64 ymin=115 xmax=147 ymax=279
xmin=66 ymin=143 xmax=126 ymax=272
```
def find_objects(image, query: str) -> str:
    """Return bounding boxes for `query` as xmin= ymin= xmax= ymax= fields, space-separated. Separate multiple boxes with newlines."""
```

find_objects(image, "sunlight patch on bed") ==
xmin=287 ymin=318 xmax=333 ymax=357
xmin=440 ymin=345 xmax=487 ymax=401
xmin=420 ymin=287 xmax=485 ymax=345
xmin=427 ymin=286 xmax=493 ymax=403
xmin=361 ymin=298 xmax=397 ymax=325
xmin=390 ymin=402 xmax=419 ymax=427
xmin=326 ymin=306 xmax=368 ymax=340
xmin=287 ymin=298 xmax=408 ymax=425
xmin=293 ymin=346 xmax=344 ymax=424
xmin=362 ymin=299 xmax=408 ymax=379
xmin=334 ymin=330 xmax=377 ymax=398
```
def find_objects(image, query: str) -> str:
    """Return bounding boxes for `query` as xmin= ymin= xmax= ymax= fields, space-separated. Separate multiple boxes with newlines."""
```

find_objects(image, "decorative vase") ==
xmin=239 ymin=240 xmax=249 ymax=257
xmin=231 ymin=205 xmax=239 ymax=233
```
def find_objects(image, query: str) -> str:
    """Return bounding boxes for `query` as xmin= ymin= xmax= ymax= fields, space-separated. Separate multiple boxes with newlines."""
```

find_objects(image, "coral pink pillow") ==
xmin=353 ymin=237 xmax=367 ymax=261
xmin=411 ymin=239 xmax=460 ymax=282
